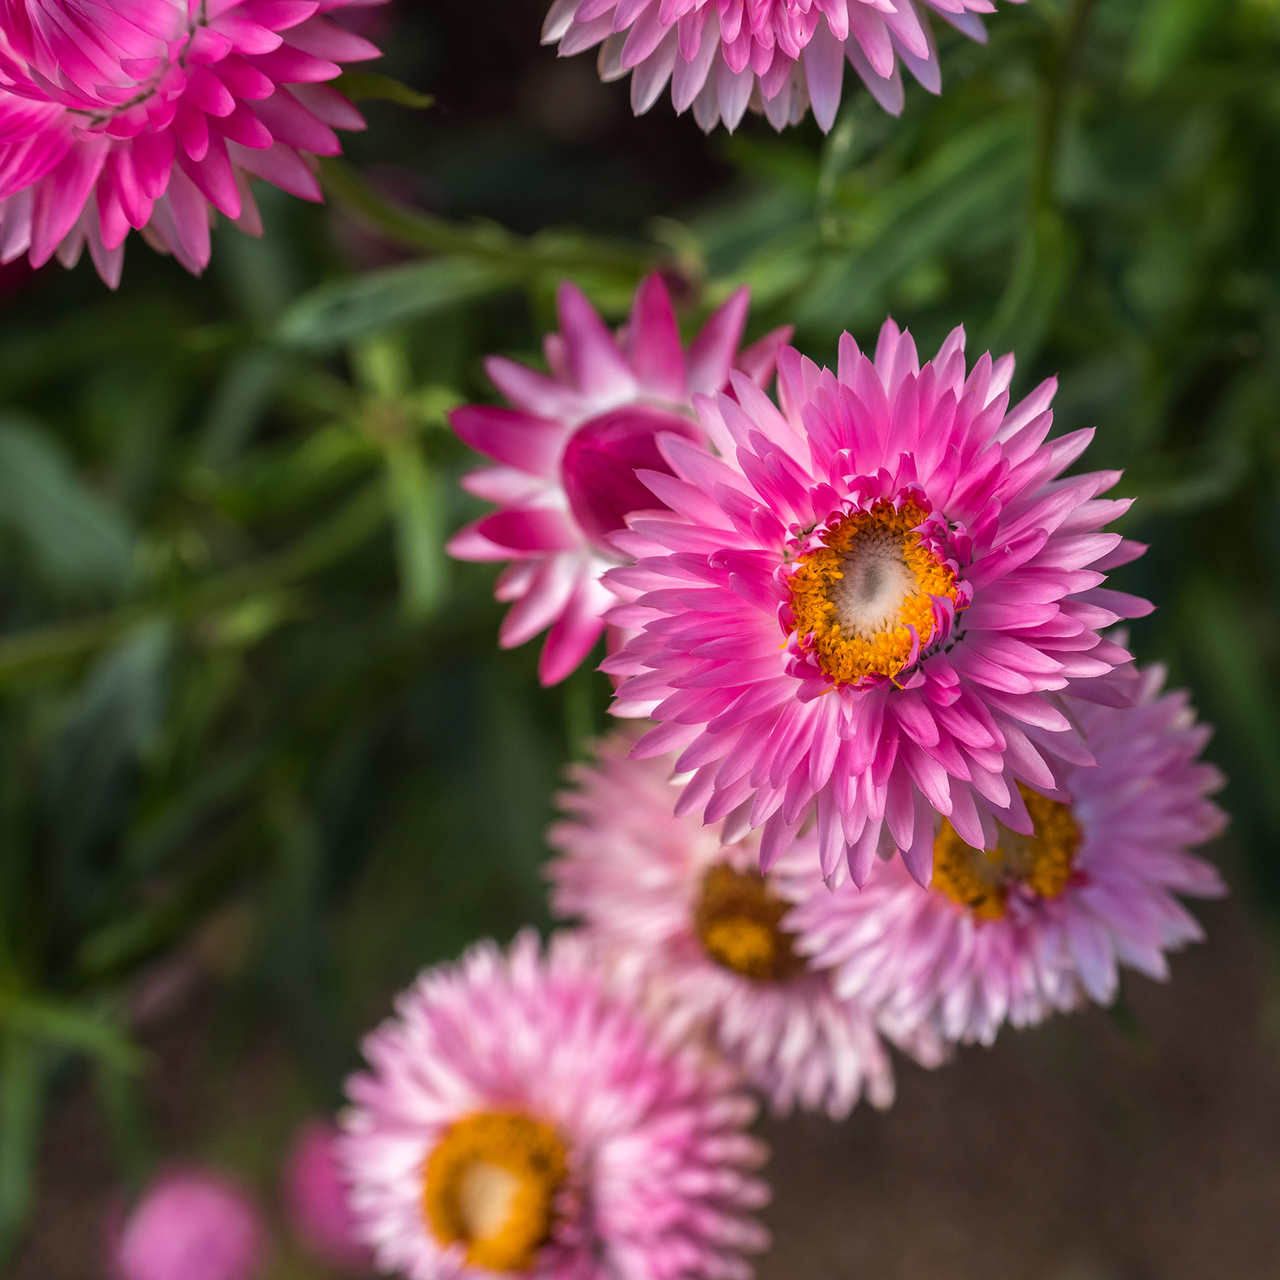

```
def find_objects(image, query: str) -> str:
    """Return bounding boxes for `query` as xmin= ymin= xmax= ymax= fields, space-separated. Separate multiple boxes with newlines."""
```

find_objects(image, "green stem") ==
xmin=1032 ymin=0 xmax=1100 ymax=210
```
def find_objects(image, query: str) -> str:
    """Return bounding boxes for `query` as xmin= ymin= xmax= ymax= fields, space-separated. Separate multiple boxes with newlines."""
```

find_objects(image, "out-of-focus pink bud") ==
xmin=111 ymin=1169 xmax=267 ymax=1280
xmin=282 ymin=1119 xmax=375 ymax=1274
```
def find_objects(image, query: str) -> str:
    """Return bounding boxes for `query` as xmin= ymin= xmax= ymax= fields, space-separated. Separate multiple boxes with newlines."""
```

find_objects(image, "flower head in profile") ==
xmin=604 ymin=318 xmax=1152 ymax=885
xmin=791 ymin=665 xmax=1228 ymax=1045
xmin=339 ymin=929 xmax=770 ymax=1280
xmin=542 ymin=0 xmax=1024 ymax=134
xmin=0 ymin=0 xmax=386 ymax=286
xmin=547 ymin=729 xmax=941 ymax=1118
xmin=448 ymin=274 xmax=789 ymax=685
xmin=109 ymin=1168 xmax=268 ymax=1280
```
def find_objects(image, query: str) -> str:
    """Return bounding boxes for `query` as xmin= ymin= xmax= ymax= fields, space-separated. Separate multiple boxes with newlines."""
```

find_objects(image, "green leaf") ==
xmin=383 ymin=440 xmax=446 ymax=621
xmin=0 ymin=995 xmax=143 ymax=1072
xmin=276 ymin=258 xmax=520 ymax=351
xmin=0 ymin=1035 xmax=46 ymax=1266
xmin=0 ymin=414 xmax=134 ymax=599
xmin=983 ymin=208 xmax=1076 ymax=367
xmin=333 ymin=71 xmax=434 ymax=109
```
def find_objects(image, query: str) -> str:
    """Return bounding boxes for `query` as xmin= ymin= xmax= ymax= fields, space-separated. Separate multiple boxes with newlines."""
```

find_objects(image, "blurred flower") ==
xmin=541 ymin=0 xmax=1024 ymax=134
xmin=792 ymin=665 xmax=1228 ymax=1045
xmin=603 ymin=318 xmax=1151 ymax=885
xmin=340 ymin=929 xmax=770 ymax=1280
xmin=282 ymin=1119 xmax=376 ymax=1274
xmin=447 ymin=274 xmax=789 ymax=685
xmin=0 ymin=0 xmax=387 ymax=287
xmin=110 ymin=1168 xmax=268 ymax=1280
xmin=547 ymin=728 xmax=945 ymax=1117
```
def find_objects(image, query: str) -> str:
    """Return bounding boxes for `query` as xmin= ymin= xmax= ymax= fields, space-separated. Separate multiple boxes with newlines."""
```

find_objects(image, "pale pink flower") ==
xmin=339 ymin=929 xmax=770 ymax=1280
xmin=548 ymin=728 xmax=944 ymax=1117
xmin=110 ymin=1168 xmax=268 ymax=1280
xmin=447 ymin=274 xmax=789 ymax=685
xmin=542 ymin=0 xmax=1024 ymax=134
xmin=0 ymin=0 xmax=386 ymax=286
xmin=792 ymin=665 xmax=1228 ymax=1045
xmin=603 ymin=317 xmax=1152 ymax=885
xmin=282 ymin=1119 xmax=375 ymax=1274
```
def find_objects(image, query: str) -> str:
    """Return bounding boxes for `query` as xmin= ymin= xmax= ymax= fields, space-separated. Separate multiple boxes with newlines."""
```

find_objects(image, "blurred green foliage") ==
xmin=0 ymin=0 xmax=1277 ymax=1262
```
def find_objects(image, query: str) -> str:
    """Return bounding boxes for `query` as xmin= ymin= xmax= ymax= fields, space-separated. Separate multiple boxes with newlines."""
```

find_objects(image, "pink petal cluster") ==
xmin=542 ymin=0 xmax=1024 ymax=133
xmin=792 ymin=665 xmax=1228 ymax=1044
xmin=110 ymin=1168 xmax=268 ymax=1280
xmin=282 ymin=1119 xmax=376 ymax=1274
xmin=339 ymin=929 xmax=771 ymax=1280
xmin=604 ymin=317 xmax=1152 ymax=885
xmin=0 ymin=0 xmax=385 ymax=286
xmin=448 ymin=274 xmax=788 ymax=685
xmin=547 ymin=728 xmax=942 ymax=1118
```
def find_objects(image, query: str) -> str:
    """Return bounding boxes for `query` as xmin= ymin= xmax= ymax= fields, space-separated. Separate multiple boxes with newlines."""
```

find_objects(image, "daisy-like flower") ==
xmin=447 ymin=274 xmax=789 ymax=685
xmin=541 ymin=0 xmax=1023 ymax=134
xmin=0 ymin=0 xmax=385 ymax=286
xmin=548 ymin=729 xmax=943 ymax=1118
xmin=604 ymin=317 xmax=1152 ymax=886
xmin=791 ymin=665 xmax=1228 ymax=1045
xmin=339 ymin=929 xmax=770 ymax=1280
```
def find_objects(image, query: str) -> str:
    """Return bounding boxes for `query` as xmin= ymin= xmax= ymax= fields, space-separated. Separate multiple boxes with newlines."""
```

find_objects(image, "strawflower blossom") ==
xmin=110 ymin=1168 xmax=268 ymax=1280
xmin=0 ymin=0 xmax=386 ymax=286
xmin=791 ymin=665 xmax=1228 ymax=1045
xmin=339 ymin=929 xmax=770 ymax=1280
xmin=541 ymin=0 xmax=1024 ymax=134
xmin=548 ymin=729 xmax=945 ymax=1118
xmin=604 ymin=317 xmax=1151 ymax=886
xmin=282 ymin=1119 xmax=375 ymax=1274
xmin=448 ymin=274 xmax=789 ymax=684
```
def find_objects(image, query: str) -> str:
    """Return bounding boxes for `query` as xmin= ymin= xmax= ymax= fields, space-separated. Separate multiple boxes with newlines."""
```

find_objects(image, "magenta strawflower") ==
xmin=603 ymin=317 xmax=1152 ymax=886
xmin=542 ymin=0 xmax=1023 ymax=133
xmin=339 ymin=929 xmax=770 ymax=1280
xmin=282 ymin=1119 xmax=375 ymax=1274
xmin=791 ymin=665 xmax=1228 ymax=1045
xmin=110 ymin=1168 xmax=267 ymax=1280
xmin=448 ymin=274 xmax=789 ymax=685
xmin=548 ymin=729 xmax=945 ymax=1118
xmin=0 ymin=0 xmax=385 ymax=286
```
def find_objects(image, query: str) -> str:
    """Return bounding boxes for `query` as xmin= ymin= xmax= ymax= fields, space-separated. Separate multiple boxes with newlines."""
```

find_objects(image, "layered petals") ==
xmin=0 ymin=0 xmax=385 ymax=283
xmin=603 ymin=317 xmax=1153 ymax=884
xmin=790 ymin=664 xmax=1228 ymax=1045
xmin=448 ymin=274 xmax=790 ymax=685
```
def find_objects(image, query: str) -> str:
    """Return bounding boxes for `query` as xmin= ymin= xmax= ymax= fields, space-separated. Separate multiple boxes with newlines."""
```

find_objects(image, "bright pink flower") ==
xmin=339 ymin=929 xmax=770 ymax=1280
xmin=110 ymin=1169 xmax=268 ymax=1280
xmin=0 ymin=0 xmax=385 ymax=286
xmin=447 ymin=274 xmax=789 ymax=685
xmin=548 ymin=728 xmax=945 ymax=1117
xmin=542 ymin=0 xmax=1023 ymax=133
xmin=282 ymin=1119 xmax=375 ymax=1274
xmin=603 ymin=317 xmax=1152 ymax=886
xmin=790 ymin=664 xmax=1228 ymax=1045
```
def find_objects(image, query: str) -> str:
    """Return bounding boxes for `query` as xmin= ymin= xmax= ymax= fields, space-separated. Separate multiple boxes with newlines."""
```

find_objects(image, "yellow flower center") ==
xmin=423 ymin=1112 xmax=567 ymax=1272
xmin=693 ymin=863 xmax=805 ymax=982
xmin=931 ymin=785 xmax=1082 ymax=921
xmin=786 ymin=499 xmax=960 ymax=685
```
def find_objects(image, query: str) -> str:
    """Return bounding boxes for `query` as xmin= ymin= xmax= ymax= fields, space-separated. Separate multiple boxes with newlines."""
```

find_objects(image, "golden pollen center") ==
xmin=786 ymin=499 xmax=959 ymax=685
xmin=423 ymin=1112 xmax=567 ymax=1271
xmin=931 ymin=785 xmax=1082 ymax=921
xmin=693 ymin=863 xmax=805 ymax=982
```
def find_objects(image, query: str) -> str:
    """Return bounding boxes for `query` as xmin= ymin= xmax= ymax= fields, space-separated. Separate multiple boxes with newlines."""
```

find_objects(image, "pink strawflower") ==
xmin=447 ymin=274 xmax=789 ymax=685
xmin=0 ymin=0 xmax=386 ymax=286
xmin=110 ymin=1168 xmax=268 ymax=1280
xmin=339 ymin=929 xmax=770 ymax=1280
xmin=603 ymin=317 xmax=1152 ymax=886
xmin=791 ymin=664 xmax=1228 ymax=1045
xmin=282 ymin=1119 xmax=376 ymax=1274
xmin=541 ymin=0 xmax=1023 ymax=134
xmin=548 ymin=728 xmax=943 ymax=1117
